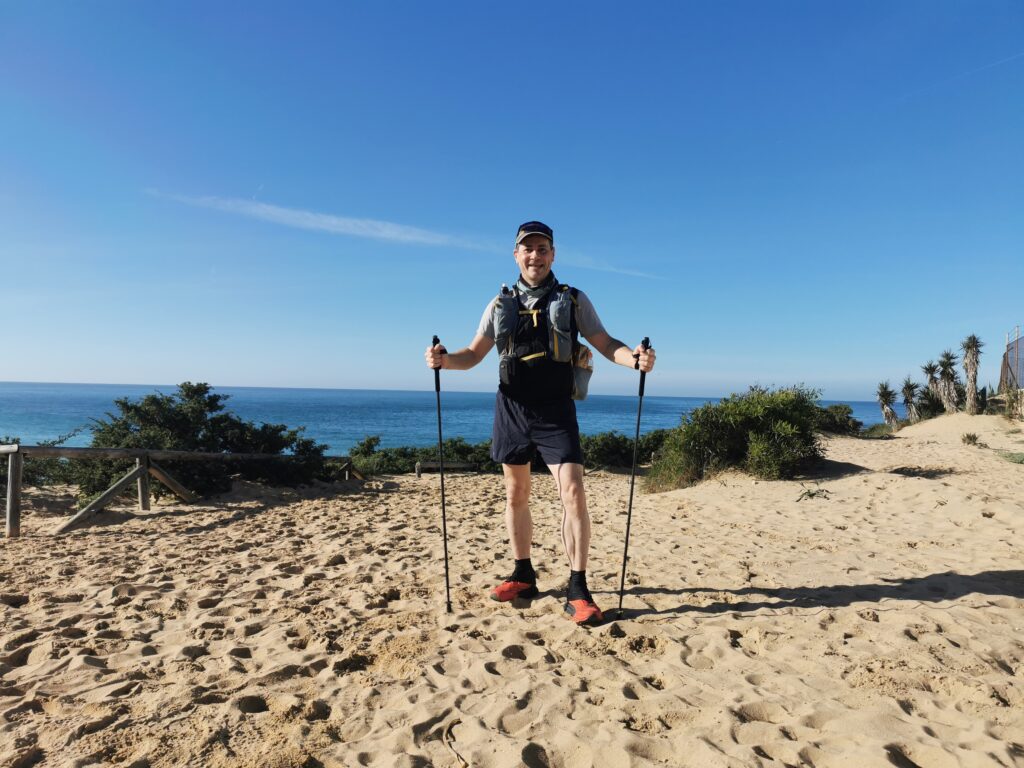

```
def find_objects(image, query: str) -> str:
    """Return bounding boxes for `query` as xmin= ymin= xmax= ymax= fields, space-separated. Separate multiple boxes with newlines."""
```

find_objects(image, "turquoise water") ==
xmin=0 ymin=382 xmax=898 ymax=454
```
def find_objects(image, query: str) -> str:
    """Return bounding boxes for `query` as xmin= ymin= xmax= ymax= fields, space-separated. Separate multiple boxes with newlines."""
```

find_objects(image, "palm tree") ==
xmin=922 ymin=361 xmax=939 ymax=398
xmin=901 ymin=377 xmax=920 ymax=423
xmin=937 ymin=350 xmax=960 ymax=413
xmin=877 ymin=381 xmax=899 ymax=428
xmin=961 ymin=334 xmax=984 ymax=415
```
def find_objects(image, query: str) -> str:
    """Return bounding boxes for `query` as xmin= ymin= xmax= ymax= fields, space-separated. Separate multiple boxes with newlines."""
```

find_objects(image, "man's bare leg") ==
xmin=490 ymin=463 xmax=539 ymax=602
xmin=548 ymin=462 xmax=602 ymax=624
xmin=547 ymin=463 xmax=590 ymax=570
xmin=502 ymin=463 xmax=532 ymax=558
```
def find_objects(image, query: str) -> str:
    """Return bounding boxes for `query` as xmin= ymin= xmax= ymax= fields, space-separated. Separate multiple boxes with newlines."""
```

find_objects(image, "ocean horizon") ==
xmin=1 ymin=381 xmax=900 ymax=455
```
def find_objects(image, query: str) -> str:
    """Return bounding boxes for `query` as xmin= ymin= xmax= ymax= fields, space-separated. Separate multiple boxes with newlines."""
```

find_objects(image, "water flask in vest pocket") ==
xmin=572 ymin=344 xmax=593 ymax=401
xmin=547 ymin=295 xmax=574 ymax=363
xmin=499 ymin=353 xmax=520 ymax=389
xmin=493 ymin=294 xmax=518 ymax=352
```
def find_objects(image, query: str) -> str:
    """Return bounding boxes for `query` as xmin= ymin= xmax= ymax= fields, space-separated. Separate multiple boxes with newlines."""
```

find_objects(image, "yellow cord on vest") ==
xmin=518 ymin=308 xmax=541 ymax=328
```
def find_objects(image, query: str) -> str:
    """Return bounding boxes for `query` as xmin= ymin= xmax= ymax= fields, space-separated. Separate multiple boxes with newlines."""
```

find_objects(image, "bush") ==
xmin=860 ymin=423 xmax=895 ymax=439
xmin=1 ymin=431 xmax=81 ymax=487
xmin=71 ymin=382 xmax=329 ymax=501
xmin=579 ymin=431 xmax=633 ymax=468
xmin=962 ymin=432 xmax=979 ymax=446
xmin=645 ymin=386 xmax=823 ymax=492
xmin=348 ymin=428 xmax=674 ymax=477
xmin=814 ymin=404 xmax=862 ymax=435
xmin=915 ymin=388 xmax=945 ymax=420
xmin=350 ymin=435 xmax=499 ymax=476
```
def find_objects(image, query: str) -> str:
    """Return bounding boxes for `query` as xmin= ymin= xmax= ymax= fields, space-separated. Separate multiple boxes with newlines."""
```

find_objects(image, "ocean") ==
xmin=0 ymin=382 xmax=898 ymax=454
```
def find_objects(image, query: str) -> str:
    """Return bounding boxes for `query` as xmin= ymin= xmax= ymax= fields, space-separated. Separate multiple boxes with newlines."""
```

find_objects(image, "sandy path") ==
xmin=1 ymin=414 xmax=1023 ymax=767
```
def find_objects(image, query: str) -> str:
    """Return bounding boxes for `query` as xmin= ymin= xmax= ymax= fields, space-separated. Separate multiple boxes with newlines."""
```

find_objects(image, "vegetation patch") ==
xmin=645 ymin=386 xmax=823 ymax=492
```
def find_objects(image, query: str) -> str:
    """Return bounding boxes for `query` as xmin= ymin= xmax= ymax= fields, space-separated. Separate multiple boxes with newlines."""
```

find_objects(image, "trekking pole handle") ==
xmin=432 ymin=335 xmax=442 ymax=392
xmin=635 ymin=337 xmax=651 ymax=397
xmin=633 ymin=337 xmax=651 ymax=370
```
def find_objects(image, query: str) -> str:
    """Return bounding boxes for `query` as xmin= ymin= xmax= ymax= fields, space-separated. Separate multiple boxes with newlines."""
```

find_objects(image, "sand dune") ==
xmin=2 ymin=414 xmax=1023 ymax=767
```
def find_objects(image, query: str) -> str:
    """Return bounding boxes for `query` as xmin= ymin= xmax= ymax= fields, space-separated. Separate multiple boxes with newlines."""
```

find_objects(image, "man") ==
xmin=424 ymin=221 xmax=655 ymax=626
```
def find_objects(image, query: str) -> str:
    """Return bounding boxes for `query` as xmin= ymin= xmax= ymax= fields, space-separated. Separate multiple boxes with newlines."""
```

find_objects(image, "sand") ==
xmin=2 ymin=413 xmax=1023 ymax=767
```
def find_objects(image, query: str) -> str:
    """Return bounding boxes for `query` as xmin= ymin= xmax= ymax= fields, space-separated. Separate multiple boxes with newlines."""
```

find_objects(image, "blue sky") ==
xmin=1 ymin=2 xmax=1021 ymax=399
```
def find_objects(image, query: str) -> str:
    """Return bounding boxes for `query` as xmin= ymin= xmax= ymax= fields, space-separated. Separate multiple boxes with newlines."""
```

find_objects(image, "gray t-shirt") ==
xmin=476 ymin=286 xmax=606 ymax=342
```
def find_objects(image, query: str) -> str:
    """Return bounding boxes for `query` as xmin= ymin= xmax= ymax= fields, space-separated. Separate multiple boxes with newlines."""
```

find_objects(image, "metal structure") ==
xmin=999 ymin=325 xmax=1022 ymax=393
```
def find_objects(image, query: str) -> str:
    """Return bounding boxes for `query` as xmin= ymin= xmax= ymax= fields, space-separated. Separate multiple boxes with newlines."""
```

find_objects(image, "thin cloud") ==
xmin=558 ymin=252 xmax=661 ymax=280
xmin=151 ymin=190 xmax=483 ymax=249
xmin=151 ymin=189 xmax=659 ymax=277
xmin=895 ymin=50 xmax=1024 ymax=102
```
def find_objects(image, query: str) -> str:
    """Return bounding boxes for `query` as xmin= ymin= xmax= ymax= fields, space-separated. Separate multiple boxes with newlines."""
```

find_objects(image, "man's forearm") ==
xmin=442 ymin=348 xmax=481 ymax=370
xmin=599 ymin=337 xmax=636 ymax=368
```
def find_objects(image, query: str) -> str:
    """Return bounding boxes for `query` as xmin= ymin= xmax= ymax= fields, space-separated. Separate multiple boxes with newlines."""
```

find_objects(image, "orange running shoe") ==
xmin=564 ymin=598 xmax=604 ymax=626
xmin=490 ymin=580 xmax=539 ymax=602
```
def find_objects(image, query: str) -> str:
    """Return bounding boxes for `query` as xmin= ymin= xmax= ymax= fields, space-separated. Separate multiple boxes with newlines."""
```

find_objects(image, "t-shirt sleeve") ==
xmin=477 ymin=297 xmax=498 ymax=340
xmin=574 ymin=290 xmax=607 ymax=339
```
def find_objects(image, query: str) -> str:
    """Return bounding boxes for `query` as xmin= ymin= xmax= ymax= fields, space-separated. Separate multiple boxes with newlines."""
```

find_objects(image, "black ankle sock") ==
xmin=510 ymin=558 xmax=536 ymax=584
xmin=567 ymin=569 xmax=592 ymax=601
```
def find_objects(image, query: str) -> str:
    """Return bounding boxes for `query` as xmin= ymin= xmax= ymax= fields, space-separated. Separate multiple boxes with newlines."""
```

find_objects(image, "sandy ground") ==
xmin=2 ymin=413 xmax=1023 ymax=767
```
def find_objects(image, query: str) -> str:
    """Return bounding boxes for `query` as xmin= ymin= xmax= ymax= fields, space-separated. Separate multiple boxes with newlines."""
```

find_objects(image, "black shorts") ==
xmin=491 ymin=391 xmax=583 ymax=466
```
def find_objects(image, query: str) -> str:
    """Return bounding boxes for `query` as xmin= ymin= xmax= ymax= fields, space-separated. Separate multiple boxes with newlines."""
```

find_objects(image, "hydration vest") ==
xmin=493 ymin=282 xmax=585 ymax=403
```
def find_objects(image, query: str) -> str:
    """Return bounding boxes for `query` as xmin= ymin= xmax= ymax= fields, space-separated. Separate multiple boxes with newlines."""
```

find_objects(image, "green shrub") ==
xmin=349 ymin=428 xmax=673 ymax=477
xmin=915 ymin=388 xmax=945 ymax=420
xmin=962 ymin=432 xmax=979 ymax=446
xmin=580 ymin=431 xmax=632 ymax=468
xmin=72 ymin=382 xmax=328 ymax=501
xmin=814 ymin=404 xmax=863 ymax=435
xmin=645 ymin=386 xmax=823 ymax=492
xmin=350 ymin=435 xmax=499 ymax=476
xmin=1 ymin=431 xmax=81 ymax=487
xmin=860 ymin=423 xmax=895 ymax=439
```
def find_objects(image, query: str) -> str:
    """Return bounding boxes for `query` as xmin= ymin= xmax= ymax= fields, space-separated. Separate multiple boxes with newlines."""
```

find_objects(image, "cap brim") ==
xmin=515 ymin=230 xmax=554 ymax=245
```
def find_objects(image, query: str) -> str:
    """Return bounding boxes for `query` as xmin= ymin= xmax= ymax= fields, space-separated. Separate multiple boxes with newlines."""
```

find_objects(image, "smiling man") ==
xmin=424 ymin=220 xmax=655 ymax=626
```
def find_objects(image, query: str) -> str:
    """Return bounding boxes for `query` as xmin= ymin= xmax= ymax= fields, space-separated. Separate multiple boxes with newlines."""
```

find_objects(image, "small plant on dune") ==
xmin=960 ymin=432 xmax=988 ymax=448
xmin=961 ymin=334 xmax=984 ymax=415
xmin=1006 ymin=388 xmax=1022 ymax=422
xmin=998 ymin=451 xmax=1024 ymax=465
xmin=860 ymin=423 xmax=895 ymax=439
xmin=876 ymin=381 xmax=899 ymax=429
xmin=645 ymin=386 xmax=822 ymax=492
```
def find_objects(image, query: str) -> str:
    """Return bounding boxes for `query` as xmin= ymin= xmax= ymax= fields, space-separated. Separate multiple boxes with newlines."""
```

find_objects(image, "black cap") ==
xmin=515 ymin=221 xmax=554 ymax=245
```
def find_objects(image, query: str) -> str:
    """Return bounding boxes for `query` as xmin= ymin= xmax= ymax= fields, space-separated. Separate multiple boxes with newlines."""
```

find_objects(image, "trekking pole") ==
xmin=432 ymin=335 xmax=453 ymax=614
xmin=617 ymin=337 xmax=650 ymax=619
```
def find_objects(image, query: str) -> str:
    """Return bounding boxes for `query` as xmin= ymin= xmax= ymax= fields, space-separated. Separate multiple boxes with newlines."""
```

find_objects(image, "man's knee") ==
xmin=554 ymin=464 xmax=587 ymax=509
xmin=503 ymin=466 xmax=531 ymax=507
xmin=506 ymin=484 xmax=530 ymax=508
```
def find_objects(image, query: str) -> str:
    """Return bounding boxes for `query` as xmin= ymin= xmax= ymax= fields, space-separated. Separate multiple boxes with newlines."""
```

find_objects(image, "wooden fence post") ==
xmin=6 ymin=450 xmax=23 ymax=538
xmin=137 ymin=455 xmax=151 ymax=511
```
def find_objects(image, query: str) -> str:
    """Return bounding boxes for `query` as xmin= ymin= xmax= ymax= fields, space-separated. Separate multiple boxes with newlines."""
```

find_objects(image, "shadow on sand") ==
xmin=615 ymin=569 xmax=1024 ymax=619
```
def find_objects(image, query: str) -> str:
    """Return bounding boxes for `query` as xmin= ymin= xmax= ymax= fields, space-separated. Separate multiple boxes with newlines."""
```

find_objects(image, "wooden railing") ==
xmin=2 ymin=444 xmax=360 ymax=538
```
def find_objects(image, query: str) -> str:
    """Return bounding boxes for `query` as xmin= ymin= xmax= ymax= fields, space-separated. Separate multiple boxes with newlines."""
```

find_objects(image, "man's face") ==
xmin=514 ymin=234 xmax=555 ymax=286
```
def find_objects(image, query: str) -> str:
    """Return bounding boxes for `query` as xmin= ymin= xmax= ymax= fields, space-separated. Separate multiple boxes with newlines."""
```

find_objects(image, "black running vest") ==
xmin=498 ymin=284 xmax=577 ymax=404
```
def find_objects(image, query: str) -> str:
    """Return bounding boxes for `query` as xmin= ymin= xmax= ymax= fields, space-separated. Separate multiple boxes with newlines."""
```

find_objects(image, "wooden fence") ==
xmin=1 ymin=444 xmax=360 ymax=538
